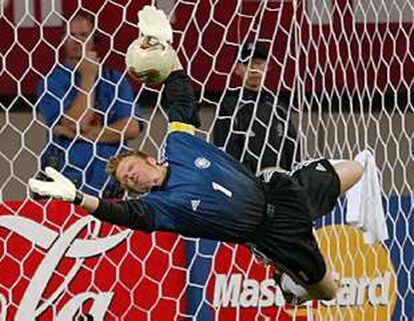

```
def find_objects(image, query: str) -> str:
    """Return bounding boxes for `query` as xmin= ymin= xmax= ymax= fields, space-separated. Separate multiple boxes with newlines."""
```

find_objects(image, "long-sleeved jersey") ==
xmin=91 ymin=71 xmax=266 ymax=243
xmin=213 ymin=88 xmax=300 ymax=173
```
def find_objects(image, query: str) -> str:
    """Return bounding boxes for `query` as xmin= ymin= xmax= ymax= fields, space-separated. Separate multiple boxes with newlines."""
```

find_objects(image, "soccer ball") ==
xmin=125 ymin=37 xmax=177 ymax=85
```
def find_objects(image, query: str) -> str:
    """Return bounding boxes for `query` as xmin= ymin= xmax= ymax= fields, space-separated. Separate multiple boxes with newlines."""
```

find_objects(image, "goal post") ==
xmin=0 ymin=1 xmax=412 ymax=320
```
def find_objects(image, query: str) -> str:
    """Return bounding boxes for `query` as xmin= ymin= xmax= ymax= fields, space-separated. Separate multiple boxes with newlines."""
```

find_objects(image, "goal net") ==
xmin=0 ymin=0 xmax=412 ymax=320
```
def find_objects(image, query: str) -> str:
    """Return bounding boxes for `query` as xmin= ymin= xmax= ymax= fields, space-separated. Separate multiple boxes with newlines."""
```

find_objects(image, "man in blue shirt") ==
xmin=30 ymin=50 xmax=364 ymax=305
xmin=36 ymin=10 xmax=141 ymax=197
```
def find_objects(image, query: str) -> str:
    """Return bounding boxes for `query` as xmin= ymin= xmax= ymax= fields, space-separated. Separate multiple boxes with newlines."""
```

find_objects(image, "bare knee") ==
xmin=307 ymin=271 xmax=338 ymax=301
xmin=318 ymin=281 xmax=338 ymax=300
xmin=333 ymin=160 xmax=364 ymax=194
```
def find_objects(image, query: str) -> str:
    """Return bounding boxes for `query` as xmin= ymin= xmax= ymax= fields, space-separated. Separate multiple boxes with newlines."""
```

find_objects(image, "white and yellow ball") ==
xmin=125 ymin=38 xmax=176 ymax=85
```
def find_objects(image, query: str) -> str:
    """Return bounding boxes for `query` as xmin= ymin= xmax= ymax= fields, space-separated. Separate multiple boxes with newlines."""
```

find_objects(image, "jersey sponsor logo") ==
xmin=191 ymin=199 xmax=201 ymax=211
xmin=194 ymin=157 xmax=211 ymax=169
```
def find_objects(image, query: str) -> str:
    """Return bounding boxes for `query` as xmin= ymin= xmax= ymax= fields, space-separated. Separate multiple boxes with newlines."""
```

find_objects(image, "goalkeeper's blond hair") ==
xmin=107 ymin=150 xmax=151 ymax=181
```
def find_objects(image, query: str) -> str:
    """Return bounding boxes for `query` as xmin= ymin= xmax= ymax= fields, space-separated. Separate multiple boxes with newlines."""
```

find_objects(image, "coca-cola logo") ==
xmin=0 ymin=201 xmax=188 ymax=320
xmin=0 ymin=214 xmax=131 ymax=320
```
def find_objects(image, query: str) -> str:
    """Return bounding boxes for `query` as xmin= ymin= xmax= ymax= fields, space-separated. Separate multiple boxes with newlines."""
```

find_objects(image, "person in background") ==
xmin=214 ymin=41 xmax=300 ymax=174
xmin=36 ymin=9 xmax=141 ymax=198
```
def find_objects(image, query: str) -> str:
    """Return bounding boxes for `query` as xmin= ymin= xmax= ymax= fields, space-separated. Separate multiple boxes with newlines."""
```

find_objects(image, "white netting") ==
xmin=0 ymin=0 xmax=413 ymax=320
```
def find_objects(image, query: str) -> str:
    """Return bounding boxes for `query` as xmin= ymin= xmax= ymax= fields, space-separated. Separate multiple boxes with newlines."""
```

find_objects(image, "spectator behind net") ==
xmin=213 ymin=41 xmax=300 ymax=173
xmin=36 ymin=9 xmax=141 ymax=198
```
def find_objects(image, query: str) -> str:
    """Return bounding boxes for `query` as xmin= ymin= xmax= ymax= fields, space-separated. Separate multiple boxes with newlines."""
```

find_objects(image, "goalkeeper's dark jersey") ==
xmin=143 ymin=131 xmax=265 ymax=242
xmin=91 ymin=70 xmax=266 ymax=243
xmin=90 ymin=70 xmax=342 ymax=285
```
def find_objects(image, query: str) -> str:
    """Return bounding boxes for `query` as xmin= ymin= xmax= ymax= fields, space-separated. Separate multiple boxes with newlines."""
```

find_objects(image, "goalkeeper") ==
xmin=29 ymin=6 xmax=364 ymax=305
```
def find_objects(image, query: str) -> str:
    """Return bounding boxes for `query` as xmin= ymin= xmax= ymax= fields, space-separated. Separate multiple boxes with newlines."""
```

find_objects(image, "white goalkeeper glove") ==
xmin=29 ymin=167 xmax=80 ymax=203
xmin=138 ymin=5 xmax=173 ymax=44
xmin=126 ymin=6 xmax=177 ymax=84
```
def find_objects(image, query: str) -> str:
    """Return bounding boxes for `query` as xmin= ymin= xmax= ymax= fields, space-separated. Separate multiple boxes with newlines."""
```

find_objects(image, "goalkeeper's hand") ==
xmin=29 ymin=167 xmax=76 ymax=202
xmin=138 ymin=5 xmax=173 ymax=44
xmin=126 ymin=6 xmax=178 ymax=84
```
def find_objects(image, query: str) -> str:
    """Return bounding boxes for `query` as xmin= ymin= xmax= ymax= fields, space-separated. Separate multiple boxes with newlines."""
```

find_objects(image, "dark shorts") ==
xmin=251 ymin=159 xmax=341 ymax=285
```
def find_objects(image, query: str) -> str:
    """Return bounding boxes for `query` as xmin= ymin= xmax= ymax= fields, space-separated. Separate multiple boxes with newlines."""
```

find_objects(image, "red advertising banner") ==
xmin=0 ymin=0 xmax=413 ymax=96
xmin=0 ymin=200 xmax=188 ymax=320
xmin=0 ymin=200 xmax=306 ymax=320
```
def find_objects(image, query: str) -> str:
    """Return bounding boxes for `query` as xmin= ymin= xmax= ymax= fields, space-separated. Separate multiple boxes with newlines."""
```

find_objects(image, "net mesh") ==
xmin=0 ymin=0 xmax=413 ymax=320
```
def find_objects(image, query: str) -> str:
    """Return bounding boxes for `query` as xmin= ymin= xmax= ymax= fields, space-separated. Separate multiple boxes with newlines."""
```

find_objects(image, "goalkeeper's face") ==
xmin=115 ymin=155 xmax=166 ymax=194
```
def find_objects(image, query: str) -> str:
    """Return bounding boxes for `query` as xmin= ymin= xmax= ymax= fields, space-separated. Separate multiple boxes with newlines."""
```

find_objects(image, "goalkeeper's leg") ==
xmin=300 ymin=269 xmax=338 ymax=302
xmin=331 ymin=160 xmax=364 ymax=193
xmin=276 ymin=161 xmax=363 ymax=304
xmin=274 ymin=268 xmax=338 ymax=305
xmin=271 ymin=253 xmax=339 ymax=305
xmin=290 ymin=159 xmax=364 ymax=220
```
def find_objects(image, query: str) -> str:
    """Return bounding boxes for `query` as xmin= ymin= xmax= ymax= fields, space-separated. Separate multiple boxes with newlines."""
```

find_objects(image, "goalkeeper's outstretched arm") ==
xmin=163 ymin=67 xmax=201 ymax=130
xmin=125 ymin=5 xmax=200 ymax=131
xmin=29 ymin=167 xmax=156 ymax=232
xmin=128 ymin=44 xmax=200 ymax=131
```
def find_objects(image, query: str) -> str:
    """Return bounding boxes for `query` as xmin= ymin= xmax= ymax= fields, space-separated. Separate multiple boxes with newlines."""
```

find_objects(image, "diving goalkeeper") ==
xmin=29 ymin=6 xmax=364 ymax=305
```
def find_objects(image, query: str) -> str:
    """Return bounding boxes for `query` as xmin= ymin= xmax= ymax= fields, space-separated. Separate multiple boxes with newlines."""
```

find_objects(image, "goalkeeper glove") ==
xmin=138 ymin=5 xmax=173 ymax=44
xmin=126 ymin=6 xmax=177 ymax=84
xmin=29 ymin=167 xmax=83 ymax=205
